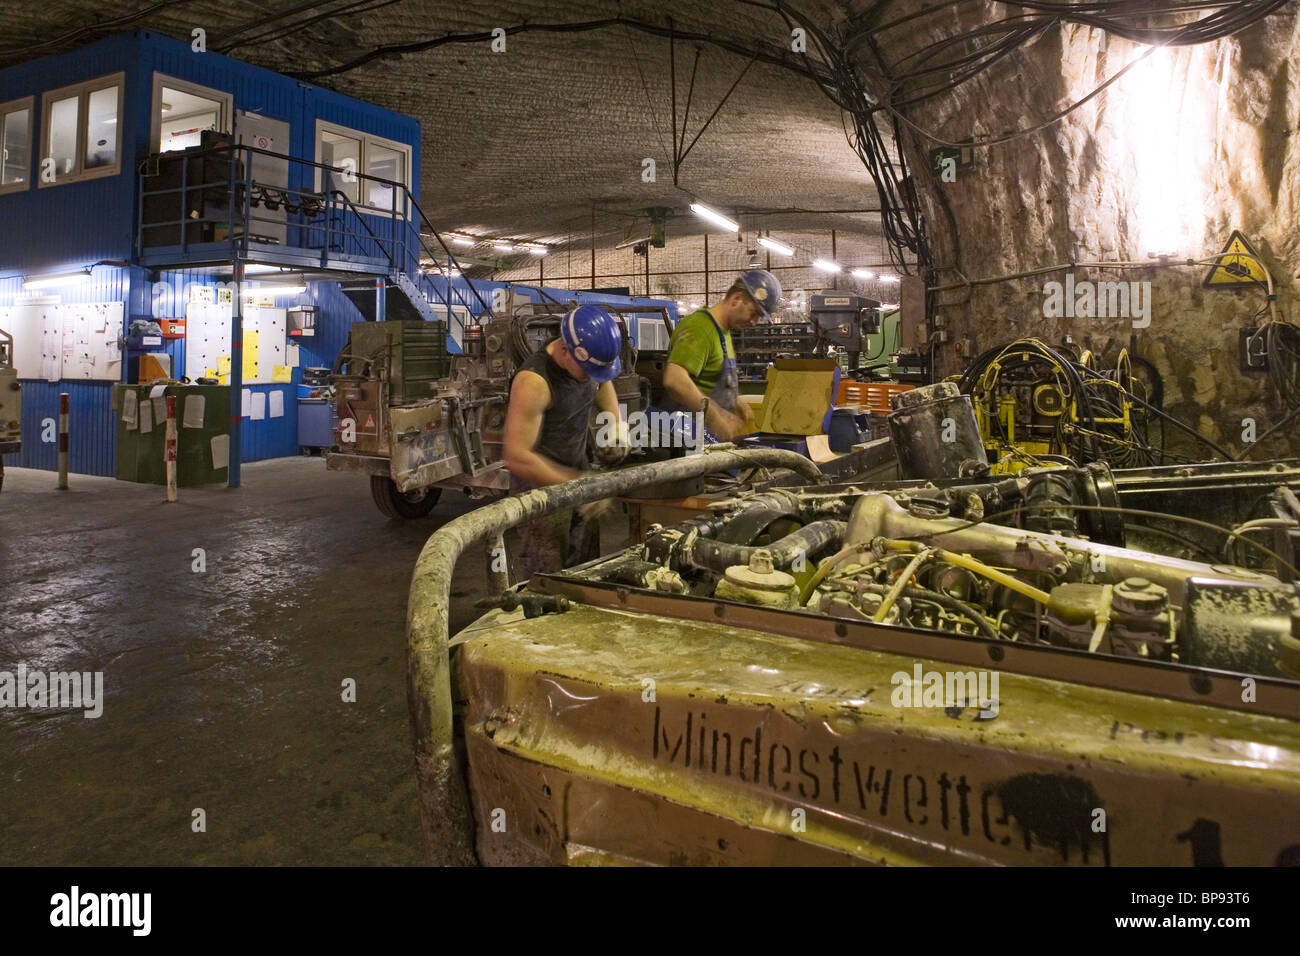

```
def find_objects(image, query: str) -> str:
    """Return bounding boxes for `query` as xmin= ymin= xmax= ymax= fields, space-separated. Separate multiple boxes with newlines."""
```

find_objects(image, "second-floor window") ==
xmin=0 ymin=96 xmax=33 ymax=194
xmin=39 ymin=73 xmax=124 ymax=186
xmin=314 ymin=120 xmax=410 ymax=215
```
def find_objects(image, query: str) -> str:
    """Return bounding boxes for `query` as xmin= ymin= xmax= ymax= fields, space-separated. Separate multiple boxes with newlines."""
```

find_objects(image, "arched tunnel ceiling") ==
xmin=0 ymin=0 xmax=889 ymax=263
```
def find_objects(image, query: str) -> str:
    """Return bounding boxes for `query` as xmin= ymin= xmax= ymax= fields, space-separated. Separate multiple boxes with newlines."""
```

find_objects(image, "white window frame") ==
xmin=0 ymin=95 xmax=34 ymax=195
xmin=150 ymin=73 xmax=233 ymax=154
xmin=313 ymin=119 xmax=411 ymax=216
xmin=38 ymin=72 xmax=125 ymax=187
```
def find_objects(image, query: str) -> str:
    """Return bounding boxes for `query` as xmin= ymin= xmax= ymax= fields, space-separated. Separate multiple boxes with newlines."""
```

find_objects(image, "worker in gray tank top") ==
xmin=503 ymin=305 xmax=628 ymax=581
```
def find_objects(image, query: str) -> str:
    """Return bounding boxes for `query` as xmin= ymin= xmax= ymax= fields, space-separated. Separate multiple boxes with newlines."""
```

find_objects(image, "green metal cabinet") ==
xmin=113 ymin=384 xmax=230 ymax=486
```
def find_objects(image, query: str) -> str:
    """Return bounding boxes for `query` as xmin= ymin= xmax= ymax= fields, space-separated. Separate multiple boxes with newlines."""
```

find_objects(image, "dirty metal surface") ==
xmin=454 ymin=604 xmax=1300 ymax=866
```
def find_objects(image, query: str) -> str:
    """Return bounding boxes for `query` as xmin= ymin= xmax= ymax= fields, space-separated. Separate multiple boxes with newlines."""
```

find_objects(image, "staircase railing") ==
xmin=136 ymin=141 xmax=495 ymax=345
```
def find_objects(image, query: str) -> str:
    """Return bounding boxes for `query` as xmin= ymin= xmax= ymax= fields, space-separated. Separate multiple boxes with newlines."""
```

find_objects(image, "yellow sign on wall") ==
xmin=1204 ymin=231 xmax=1268 ymax=287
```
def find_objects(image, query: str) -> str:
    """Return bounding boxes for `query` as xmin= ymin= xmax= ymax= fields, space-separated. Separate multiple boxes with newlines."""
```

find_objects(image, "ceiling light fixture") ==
xmin=757 ymin=237 xmax=794 ymax=257
xmin=877 ymin=274 xmax=900 ymax=283
xmin=690 ymin=202 xmax=739 ymax=233
xmin=812 ymin=259 xmax=842 ymax=273
xmin=850 ymin=269 xmax=875 ymax=280
xmin=247 ymin=283 xmax=307 ymax=296
xmin=22 ymin=269 xmax=91 ymax=290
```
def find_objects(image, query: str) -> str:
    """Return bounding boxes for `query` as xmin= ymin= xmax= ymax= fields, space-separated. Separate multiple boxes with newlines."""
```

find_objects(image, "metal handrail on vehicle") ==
xmin=405 ymin=446 xmax=824 ymax=865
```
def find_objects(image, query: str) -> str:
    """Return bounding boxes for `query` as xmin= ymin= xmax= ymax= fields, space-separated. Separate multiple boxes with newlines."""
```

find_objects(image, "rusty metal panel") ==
xmin=455 ymin=605 xmax=1300 ymax=866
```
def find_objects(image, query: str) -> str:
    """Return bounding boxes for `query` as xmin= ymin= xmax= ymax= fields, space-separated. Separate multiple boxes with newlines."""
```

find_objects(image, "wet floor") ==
xmin=0 ymin=458 xmax=625 ymax=865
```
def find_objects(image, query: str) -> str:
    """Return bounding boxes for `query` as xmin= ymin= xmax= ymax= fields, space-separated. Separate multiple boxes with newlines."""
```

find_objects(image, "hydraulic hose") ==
xmin=685 ymin=520 xmax=847 ymax=575
xmin=406 ymin=446 xmax=824 ymax=865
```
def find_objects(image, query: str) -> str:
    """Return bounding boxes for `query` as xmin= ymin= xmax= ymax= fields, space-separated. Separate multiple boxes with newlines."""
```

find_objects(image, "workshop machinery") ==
xmin=407 ymin=410 xmax=1300 ymax=864
xmin=0 ymin=326 xmax=19 ymax=493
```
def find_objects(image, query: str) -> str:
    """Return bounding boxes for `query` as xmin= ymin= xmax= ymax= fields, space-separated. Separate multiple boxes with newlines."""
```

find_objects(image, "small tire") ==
xmin=370 ymin=476 xmax=441 ymax=519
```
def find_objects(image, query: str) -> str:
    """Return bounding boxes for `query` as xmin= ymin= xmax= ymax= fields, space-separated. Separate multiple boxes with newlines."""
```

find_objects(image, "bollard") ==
xmin=57 ymin=392 xmax=69 ymax=490
xmin=164 ymin=395 xmax=177 ymax=502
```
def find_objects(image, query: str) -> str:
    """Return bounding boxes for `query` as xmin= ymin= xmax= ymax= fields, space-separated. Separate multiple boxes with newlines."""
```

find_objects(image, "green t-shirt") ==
xmin=666 ymin=309 xmax=734 ymax=396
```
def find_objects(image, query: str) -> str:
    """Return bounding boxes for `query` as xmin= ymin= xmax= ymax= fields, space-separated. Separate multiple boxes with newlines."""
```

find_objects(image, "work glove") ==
xmin=591 ymin=419 xmax=631 ymax=466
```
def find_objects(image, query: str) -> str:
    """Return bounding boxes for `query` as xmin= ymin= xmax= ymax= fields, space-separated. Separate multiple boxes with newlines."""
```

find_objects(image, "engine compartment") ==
xmin=567 ymin=460 xmax=1300 ymax=682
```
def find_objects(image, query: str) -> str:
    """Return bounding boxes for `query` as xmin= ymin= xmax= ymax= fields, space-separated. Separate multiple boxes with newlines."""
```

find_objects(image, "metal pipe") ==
xmin=406 ymin=447 xmax=823 ymax=865
xmin=56 ymin=393 xmax=68 ymax=490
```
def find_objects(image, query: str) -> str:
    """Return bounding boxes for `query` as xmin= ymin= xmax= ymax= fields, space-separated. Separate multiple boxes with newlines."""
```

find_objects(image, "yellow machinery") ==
xmin=961 ymin=339 xmax=1143 ymax=474
xmin=407 ymin=447 xmax=1300 ymax=866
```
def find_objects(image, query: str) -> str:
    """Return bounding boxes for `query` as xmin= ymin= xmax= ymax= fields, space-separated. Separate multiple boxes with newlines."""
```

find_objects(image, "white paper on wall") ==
xmin=183 ymin=395 xmax=206 ymax=429
xmin=241 ymin=388 xmax=252 ymax=417
xmin=121 ymin=389 xmax=138 ymax=427
xmin=250 ymin=391 xmax=266 ymax=421
xmin=210 ymin=434 xmax=229 ymax=470
xmin=268 ymin=390 xmax=284 ymax=419
xmin=139 ymin=399 xmax=153 ymax=434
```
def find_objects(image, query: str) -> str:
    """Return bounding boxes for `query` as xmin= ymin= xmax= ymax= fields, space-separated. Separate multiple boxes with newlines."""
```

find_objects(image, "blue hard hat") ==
xmin=739 ymin=269 xmax=782 ymax=318
xmin=561 ymin=305 xmax=623 ymax=382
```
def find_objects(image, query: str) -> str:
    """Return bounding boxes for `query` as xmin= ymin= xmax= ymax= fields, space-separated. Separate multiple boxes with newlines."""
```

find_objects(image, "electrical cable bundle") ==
xmin=957 ymin=337 xmax=1239 ymax=467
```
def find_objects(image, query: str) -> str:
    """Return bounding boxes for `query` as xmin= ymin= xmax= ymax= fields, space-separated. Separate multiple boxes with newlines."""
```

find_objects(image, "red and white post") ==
xmin=164 ymin=394 xmax=178 ymax=502
xmin=57 ymin=392 xmax=69 ymax=490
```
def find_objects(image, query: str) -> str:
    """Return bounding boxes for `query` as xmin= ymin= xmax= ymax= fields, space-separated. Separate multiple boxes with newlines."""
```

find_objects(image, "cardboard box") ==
xmin=752 ymin=359 xmax=841 ymax=436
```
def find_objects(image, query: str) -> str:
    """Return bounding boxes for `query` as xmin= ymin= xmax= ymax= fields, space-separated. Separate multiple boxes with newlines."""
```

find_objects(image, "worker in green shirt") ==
xmin=662 ymin=269 xmax=782 ymax=441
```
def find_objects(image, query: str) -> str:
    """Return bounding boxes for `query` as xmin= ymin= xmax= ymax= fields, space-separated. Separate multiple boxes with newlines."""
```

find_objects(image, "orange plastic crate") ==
xmin=835 ymin=381 xmax=913 ymax=413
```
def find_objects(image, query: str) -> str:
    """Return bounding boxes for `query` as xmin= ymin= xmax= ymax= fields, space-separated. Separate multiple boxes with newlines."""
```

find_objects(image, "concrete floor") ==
xmin=0 ymin=458 xmax=625 ymax=865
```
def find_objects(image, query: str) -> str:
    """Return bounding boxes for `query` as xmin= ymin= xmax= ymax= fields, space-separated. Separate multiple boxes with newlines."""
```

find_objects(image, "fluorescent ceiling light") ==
xmin=690 ymin=202 xmax=739 ymax=233
xmin=448 ymin=234 xmax=474 ymax=246
xmin=243 ymin=264 xmax=288 ymax=274
xmin=493 ymin=243 xmax=515 ymax=253
xmin=812 ymin=259 xmax=841 ymax=273
xmin=757 ymin=237 xmax=794 ymax=257
xmin=247 ymin=284 xmax=307 ymax=296
xmin=524 ymin=244 xmax=547 ymax=254
xmin=877 ymin=274 xmax=900 ymax=283
xmin=851 ymin=269 xmax=875 ymax=280
xmin=23 ymin=269 xmax=91 ymax=290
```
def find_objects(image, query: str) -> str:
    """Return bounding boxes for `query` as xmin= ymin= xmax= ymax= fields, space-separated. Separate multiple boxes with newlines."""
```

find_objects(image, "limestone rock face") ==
xmin=862 ymin=1 xmax=1300 ymax=456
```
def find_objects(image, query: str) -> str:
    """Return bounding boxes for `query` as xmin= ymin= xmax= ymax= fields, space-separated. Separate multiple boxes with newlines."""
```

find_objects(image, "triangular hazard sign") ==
xmin=1204 ymin=231 xmax=1268 ymax=287
xmin=363 ymin=413 xmax=376 ymax=430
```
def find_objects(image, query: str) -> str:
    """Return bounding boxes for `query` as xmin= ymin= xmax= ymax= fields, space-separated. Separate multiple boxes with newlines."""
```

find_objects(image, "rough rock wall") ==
xmin=863 ymin=1 xmax=1300 ymax=459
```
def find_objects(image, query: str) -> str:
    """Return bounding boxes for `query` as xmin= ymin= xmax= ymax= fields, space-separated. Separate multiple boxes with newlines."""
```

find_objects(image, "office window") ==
xmin=151 ymin=75 xmax=232 ymax=153
xmin=365 ymin=141 xmax=404 ymax=213
xmin=319 ymin=128 xmax=361 ymax=203
xmin=39 ymin=73 xmax=123 ymax=186
xmin=0 ymin=97 xmax=33 ymax=194
xmin=315 ymin=121 xmax=410 ymax=214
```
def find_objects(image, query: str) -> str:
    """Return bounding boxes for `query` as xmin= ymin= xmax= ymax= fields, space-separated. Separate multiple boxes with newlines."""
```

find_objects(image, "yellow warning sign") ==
xmin=1204 ymin=231 xmax=1268 ymax=287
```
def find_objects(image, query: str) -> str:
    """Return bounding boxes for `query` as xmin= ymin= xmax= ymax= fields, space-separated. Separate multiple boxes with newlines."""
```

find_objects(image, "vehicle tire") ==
xmin=370 ymin=475 xmax=441 ymax=519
